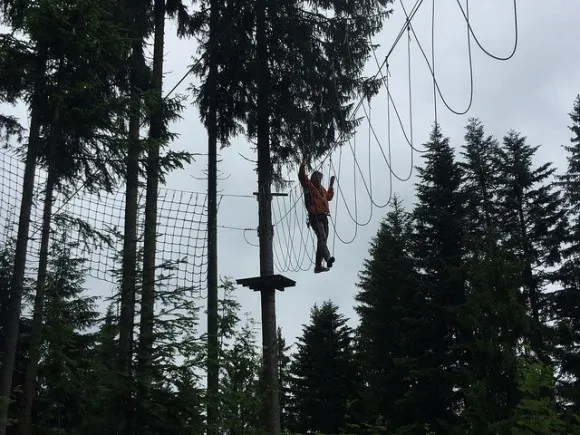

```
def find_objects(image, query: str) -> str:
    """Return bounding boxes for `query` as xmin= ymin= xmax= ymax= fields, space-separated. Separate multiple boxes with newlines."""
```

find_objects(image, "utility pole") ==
xmin=206 ymin=0 xmax=219 ymax=432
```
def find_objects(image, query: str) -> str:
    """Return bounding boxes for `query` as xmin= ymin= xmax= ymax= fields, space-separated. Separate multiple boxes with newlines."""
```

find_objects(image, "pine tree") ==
xmin=354 ymin=196 xmax=420 ymax=433
xmin=458 ymin=119 xmax=526 ymax=432
xmin=0 ymin=242 xmax=34 ymax=435
xmin=190 ymin=0 xmax=393 ymax=176
xmin=511 ymin=356 xmax=567 ymax=434
xmin=460 ymin=118 xmax=501 ymax=250
xmin=215 ymin=279 xmax=262 ymax=434
xmin=277 ymin=327 xmax=292 ymax=433
xmin=137 ymin=1 xmax=195 ymax=427
xmin=27 ymin=235 xmax=99 ymax=434
xmin=409 ymin=124 xmax=468 ymax=432
xmin=0 ymin=34 xmax=48 ymax=435
xmin=82 ymin=305 xmax=120 ymax=434
xmin=136 ymin=273 xmax=205 ymax=434
xmin=13 ymin=2 xmax=132 ymax=431
xmin=555 ymin=95 xmax=580 ymax=411
xmin=495 ymin=130 xmax=567 ymax=362
xmin=114 ymin=0 xmax=151 ymax=430
xmin=288 ymin=301 xmax=357 ymax=434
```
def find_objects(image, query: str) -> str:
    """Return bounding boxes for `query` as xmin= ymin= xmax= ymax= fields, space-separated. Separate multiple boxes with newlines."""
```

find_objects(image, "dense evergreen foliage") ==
xmin=287 ymin=301 xmax=358 ymax=434
xmin=349 ymin=117 xmax=579 ymax=434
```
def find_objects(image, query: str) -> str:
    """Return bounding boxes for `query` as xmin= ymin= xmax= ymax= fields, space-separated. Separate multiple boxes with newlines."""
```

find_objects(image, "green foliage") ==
xmin=354 ymin=196 xmax=421 ymax=432
xmin=554 ymin=95 xmax=580 ymax=411
xmin=28 ymin=236 xmax=100 ymax=434
xmin=216 ymin=279 xmax=263 ymax=435
xmin=288 ymin=300 xmax=358 ymax=434
xmin=190 ymin=0 xmax=394 ymax=180
xmin=277 ymin=327 xmax=292 ymax=432
xmin=495 ymin=130 xmax=566 ymax=272
xmin=407 ymin=124 xmax=467 ymax=432
xmin=495 ymin=130 xmax=567 ymax=361
xmin=136 ymin=278 xmax=205 ymax=434
xmin=0 ymin=243 xmax=14 ymax=329
xmin=459 ymin=118 xmax=501 ymax=251
xmin=457 ymin=119 xmax=527 ymax=432
xmin=510 ymin=356 xmax=566 ymax=435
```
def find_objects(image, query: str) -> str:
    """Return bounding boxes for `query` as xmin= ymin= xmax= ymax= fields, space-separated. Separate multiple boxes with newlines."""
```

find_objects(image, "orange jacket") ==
xmin=298 ymin=162 xmax=334 ymax=215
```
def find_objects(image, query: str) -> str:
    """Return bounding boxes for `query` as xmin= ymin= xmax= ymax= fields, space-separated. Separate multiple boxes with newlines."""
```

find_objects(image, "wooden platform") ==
xmin=236 ymin=274 xmax=296 ymax=292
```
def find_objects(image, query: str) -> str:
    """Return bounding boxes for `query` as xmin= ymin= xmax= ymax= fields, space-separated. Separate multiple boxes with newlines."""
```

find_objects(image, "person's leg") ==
xmin=321 ymin=216 xmax=334 ymax=267
xmin=321 ymin=216 xmax=331 ymax=261
xmin=315 ymin=245 xmax=323 ymax=270
xmin=310 ymin=214 xmax=329 ymax=273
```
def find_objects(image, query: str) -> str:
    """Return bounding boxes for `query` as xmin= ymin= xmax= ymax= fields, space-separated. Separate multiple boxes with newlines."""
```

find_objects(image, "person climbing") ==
xmin=298 ymin=153 xmax=335 ymax=273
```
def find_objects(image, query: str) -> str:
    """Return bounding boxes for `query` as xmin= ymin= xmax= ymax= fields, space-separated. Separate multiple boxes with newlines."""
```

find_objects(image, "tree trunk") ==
xmin=118 ymin=47 xmax=143 ymax=435
xmin=0 ymin=47 xmax=47 ymax=435
xmin=256 ymin=0 xmax=280 ymax=433
xmin=19 ymin=103 xmax=60 ymax=435
xmin=206 ymin=0 xmax=219 ymax=432
xmin=136 ymin=0 xmax=165 ymax=431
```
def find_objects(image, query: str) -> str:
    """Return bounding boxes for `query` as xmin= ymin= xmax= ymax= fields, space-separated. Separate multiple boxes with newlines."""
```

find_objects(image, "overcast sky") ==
xmin=3 ymin=0 xmax=580 ymax=350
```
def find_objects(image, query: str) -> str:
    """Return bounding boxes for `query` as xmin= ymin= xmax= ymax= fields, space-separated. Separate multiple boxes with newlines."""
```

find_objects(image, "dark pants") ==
xmin=309 ymin=213 xmax=331 ymax=268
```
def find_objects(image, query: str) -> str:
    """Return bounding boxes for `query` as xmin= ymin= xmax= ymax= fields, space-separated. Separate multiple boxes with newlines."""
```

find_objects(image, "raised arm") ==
xmin=326 ymin=175 xmax=335 ymax=200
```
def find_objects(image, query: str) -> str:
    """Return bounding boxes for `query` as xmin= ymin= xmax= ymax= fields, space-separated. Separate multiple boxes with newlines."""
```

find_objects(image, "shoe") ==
xmin=327 ymin=257 xmax=335 ymax=268
xmin=314 ymin=266 xmax=330 ymax=274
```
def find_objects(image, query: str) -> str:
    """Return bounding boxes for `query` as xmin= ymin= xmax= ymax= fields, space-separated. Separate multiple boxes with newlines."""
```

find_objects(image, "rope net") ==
xmin=0 ymin=149 xmax=208 ymax=295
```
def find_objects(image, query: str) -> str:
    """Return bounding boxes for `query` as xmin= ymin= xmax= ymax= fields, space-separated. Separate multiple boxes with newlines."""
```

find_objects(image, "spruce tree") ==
xmin=511 ymin=357 xmax=567 ymax=434
xmin=27 ymin=235 xmax=99 ymax=434
xmin=0 ymin=32 xmax=26 ymax=145
xmin=14 ymin=2 xmax=132 ymax=431
xmin=495 ymin=130 xmax=567 ymax=362
xmin=460 ymin=118 xmax=500 ymax=248
xmin=216 ymin=280 xmax=262 ymax=434
xmin=277 ymin=327 xmax=292 ymax=433
xmin=458 ymin=119 xmax=527 ymax=432
xmin=288 ymin=301 xmax=357 ymax=434
xmin=82 ymin=305 xmax=120 ymax=434
xmin=409 ymin=124 xmax=468 ymax=432
xmin=0 ymin=36 xmax=48 ymax=435
xmin=137 ymin=1 xmax=195 ymax=427
xmin=0 ymin=0 xmax=131 ymax=429
xmin=114 ymin=0 xmax=151 ymax=430
xmin=354 ymin=196 xmax=420 ymax=432
xmin=555 ymin=95 xmax=580 ymax=411
xmin=137 ymin=273 xmax=205 ymax=434
xmin=189 ymin=0 xmax=393 ymax=175
xmin=0 ymin=243 xmax=33 ymax=435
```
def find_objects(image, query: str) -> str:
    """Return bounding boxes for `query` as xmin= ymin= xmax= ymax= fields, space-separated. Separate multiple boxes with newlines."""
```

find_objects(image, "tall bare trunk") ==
xmin=206 ymin=0 xmax=219 ymax=432
xmin=118 ymin=47 xmax=143 ymax=435
xmin=136 ymin=0 xmax=165 ymax=431
xmin=18 ymin=103 xmax=60 ymax=435
xmin=256 ymin=0 xmax=280 ymax=433
xmin=0 ymin=46 xmax=47 ymax=435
